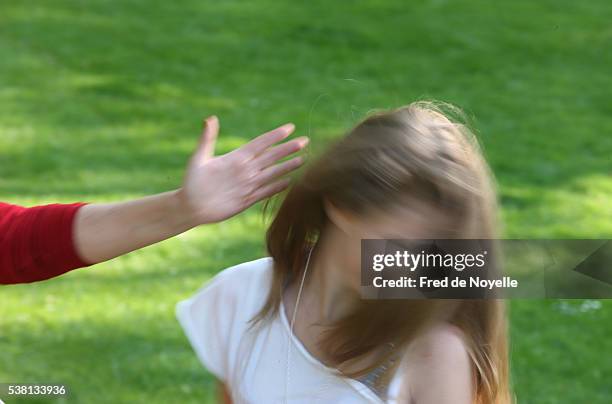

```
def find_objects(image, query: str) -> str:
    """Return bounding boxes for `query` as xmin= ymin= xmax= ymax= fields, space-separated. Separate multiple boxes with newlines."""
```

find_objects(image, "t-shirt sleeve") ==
xmin=175 ymin=272 xmax=236 ymax=381
xmin=0 ymin=202 xmax=89 ymax=285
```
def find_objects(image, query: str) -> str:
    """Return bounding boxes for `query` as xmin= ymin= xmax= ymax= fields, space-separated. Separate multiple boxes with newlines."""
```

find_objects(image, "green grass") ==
xmin=0 ymin=0 xmax=611 ymax=403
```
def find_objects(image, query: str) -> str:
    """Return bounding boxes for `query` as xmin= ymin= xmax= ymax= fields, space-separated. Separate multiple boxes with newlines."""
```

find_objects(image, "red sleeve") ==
xmin=0 ymin=202 xmax=90 ymax=285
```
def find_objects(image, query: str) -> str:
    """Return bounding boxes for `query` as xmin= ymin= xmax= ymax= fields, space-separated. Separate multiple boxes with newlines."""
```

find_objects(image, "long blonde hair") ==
xmin=256 ymin=101 xmax=511 ymax=403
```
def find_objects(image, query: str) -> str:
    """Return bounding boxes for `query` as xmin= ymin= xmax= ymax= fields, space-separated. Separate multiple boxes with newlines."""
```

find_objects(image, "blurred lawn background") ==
xmin=1 ymin=0 xmax=611 ymax=403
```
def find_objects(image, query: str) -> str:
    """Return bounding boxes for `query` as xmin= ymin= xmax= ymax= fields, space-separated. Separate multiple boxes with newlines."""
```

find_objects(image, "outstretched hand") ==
xmin=177 ymin=116 xmax=308 ymax=224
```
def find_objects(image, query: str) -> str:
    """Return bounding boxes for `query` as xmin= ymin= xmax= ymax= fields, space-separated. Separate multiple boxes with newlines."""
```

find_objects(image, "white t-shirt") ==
xmin=176 ymin=257 xmax=404 ymax=404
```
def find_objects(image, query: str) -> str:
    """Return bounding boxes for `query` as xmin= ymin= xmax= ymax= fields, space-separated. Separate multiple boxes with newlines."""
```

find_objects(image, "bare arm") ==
xmin=400 ymin=325 xmax=474 ymax=404
xmin=74 ymin=116 xmax=308 ymax=264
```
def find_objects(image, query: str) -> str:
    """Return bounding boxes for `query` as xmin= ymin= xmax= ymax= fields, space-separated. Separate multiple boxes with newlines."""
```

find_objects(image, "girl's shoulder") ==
xmin=180 ymin=257 xmax=275 ymax=319
xmin=398 ymin=324 xmax=473 ymax=402
xmin=209 ymin=256 xmax=274 ymax=291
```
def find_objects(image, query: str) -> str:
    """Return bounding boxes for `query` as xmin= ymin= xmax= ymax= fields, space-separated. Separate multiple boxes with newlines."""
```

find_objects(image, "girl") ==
xmin=177 ymin=101 xmax=511 ymax=403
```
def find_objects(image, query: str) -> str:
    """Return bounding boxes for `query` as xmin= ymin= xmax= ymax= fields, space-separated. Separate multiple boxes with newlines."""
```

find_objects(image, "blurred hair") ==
xmin=255 ymin=101 xmax=511 ymax=403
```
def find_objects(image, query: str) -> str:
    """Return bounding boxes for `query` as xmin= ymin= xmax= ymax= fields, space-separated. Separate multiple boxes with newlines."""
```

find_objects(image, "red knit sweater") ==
xmin=0 ymin=202 xmax=89 ymax=284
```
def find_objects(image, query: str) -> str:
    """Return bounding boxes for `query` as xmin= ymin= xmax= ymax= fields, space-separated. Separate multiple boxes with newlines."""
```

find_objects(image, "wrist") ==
xmin=169 ymin=189 xmax=201 ymax=230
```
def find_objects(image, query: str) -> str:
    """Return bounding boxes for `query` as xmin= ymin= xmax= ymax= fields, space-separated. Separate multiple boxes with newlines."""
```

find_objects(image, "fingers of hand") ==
xmin=254 ymin=136 xmax=309 ymax=170
xmin=257 ymin=156 xmax=304 ymax=186
xmin=197 ymin=116 xmax=220 ymax=161
xmin=245 ymin=178 xmax=291 ymax=207
xmin=242 ymin=123 xmax=296 ymax=156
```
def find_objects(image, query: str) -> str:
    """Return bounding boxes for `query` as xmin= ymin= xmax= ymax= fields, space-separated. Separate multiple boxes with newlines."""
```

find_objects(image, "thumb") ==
xmin=196 ymin=115 xmax=219 ymax=161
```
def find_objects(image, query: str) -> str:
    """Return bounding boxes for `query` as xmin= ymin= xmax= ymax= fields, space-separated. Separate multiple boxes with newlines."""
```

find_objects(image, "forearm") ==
xmin=73 ymin=190 xmax=197 ymax=264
